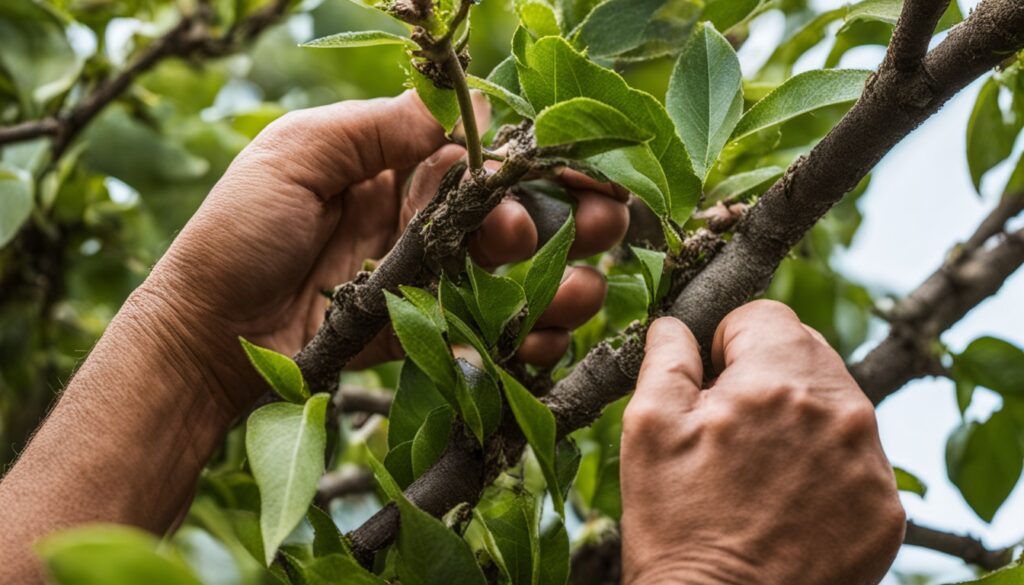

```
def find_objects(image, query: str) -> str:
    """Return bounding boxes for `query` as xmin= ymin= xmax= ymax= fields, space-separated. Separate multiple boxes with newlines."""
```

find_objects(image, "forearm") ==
xmin=0 ymin=282 xmax=245 ymax=582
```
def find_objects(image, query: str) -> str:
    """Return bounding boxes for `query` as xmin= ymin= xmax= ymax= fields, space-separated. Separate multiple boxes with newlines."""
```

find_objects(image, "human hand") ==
xmin=142 ymin=91 xmax=628 ymax=414
xmin=619 ymin=301 xmax=905 ymax=585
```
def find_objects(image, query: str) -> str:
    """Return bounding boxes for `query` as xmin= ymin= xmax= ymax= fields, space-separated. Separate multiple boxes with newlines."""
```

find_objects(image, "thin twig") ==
xmin=904 ymin=520 xmax=1015 ymax=571
xmin=443 ymin=44 xmax=483 ymax=170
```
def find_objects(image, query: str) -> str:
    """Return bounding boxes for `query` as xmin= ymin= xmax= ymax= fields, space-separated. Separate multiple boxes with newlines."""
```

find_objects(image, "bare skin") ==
xmin=0 ymin=92 xmax=628 ymax=582
xmin=621 ymin=301 xmax=906 ymax=585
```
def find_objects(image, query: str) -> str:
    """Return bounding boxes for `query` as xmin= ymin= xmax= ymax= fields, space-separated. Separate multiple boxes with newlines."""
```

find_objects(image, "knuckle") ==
xmin=700 ymin=402 xmax=737 ymax=436
xmin=835 ymin=398 xmax=879 ymax=440
xmin=623 ymin=400 xmax=668 ymax=433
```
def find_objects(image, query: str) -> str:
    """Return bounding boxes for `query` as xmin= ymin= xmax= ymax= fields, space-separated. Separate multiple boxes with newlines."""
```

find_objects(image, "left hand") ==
xmin=144 ymin=90 xmax=629 ymax=414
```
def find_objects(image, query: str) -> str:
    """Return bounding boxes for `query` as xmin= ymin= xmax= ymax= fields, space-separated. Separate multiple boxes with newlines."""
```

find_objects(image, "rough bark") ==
xmin=343 ymin=0 xmax=1024 ymax=560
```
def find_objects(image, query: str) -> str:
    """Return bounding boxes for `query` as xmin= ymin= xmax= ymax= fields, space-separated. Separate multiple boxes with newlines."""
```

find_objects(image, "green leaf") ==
xmin=605 ymin=274 xmax=648 ymax=329
xmin=289 ymin=554 xmax=388 ymax=585
xmin=893 ymin=466 xmax=927 ymax=498
xmin=953 ymin=563 xmax=1024 ymax=584
xmin=239 ymin=337 xmax=310 ymax=404
xmin=946 ymin=408 xmax=1023 ymax=522
xmin=400 ymin=285 xmax=447 ymax=333
xmin=459 ymin=359 xmax=503 ymax=441
xmin=384 ymin=440 xmax=416 ymax=490
xmin=516 ymin=0 xmax=562 ymax=37
xmin=407 ymin=66 xmax=461 ymax=133
xmin=389 ymin=359 xmax=447 ymax=450
xmin=967 ymin=76 xmax=1022 ymax=193
xmin=37 ymin=525 xmax=202 ymax=585
xmin=537 ymin=521 xmax=570 ymax=585
xmin=307 ymin=505 xmax=346 ymax=558
xmin=631 ymin=246 xmax=667 ymax=306
xmin=365 ymin=447 xmax=405 ymax=502
xmin=521 ymin=214 xmax=575 ymax=338
xmin=393 ymin=491 xmax=488 ymax=585
xmin=385 ymin=291 xmax=457 ymax=391
xmin=466 ymin=259 xmax=527 ymax=347
xmin=478 ymin=490 xmax=538 ymax=585
xmin=702 ymin=0 xmax=760 ymax=31
xmin=535 ymin=97 xmax=654 ymax=158
xmin=498 ymin=369 xmax=563 ymax=516
xmin=1004 ymin=152 xmax=1024 ymax=197
xmin=300 ymin=30 xmax=416 ymax=49
xmin=554 ymin=439 xmax=582 ymax=501
xmin=0 ymin=1 xmax=83 ymax=114
xmin=574 ymin=0 xmax=665 ymax=59
xmin=587 ymin=145 xmax=671 ymax=218
xmin=0 ymin=164 xmax=33 ymax=249
xmin=732 ymin=69 xmax=871 ymax=143
xmin=246 ymin=393 xmax=330 ymax=565
xmin=488 ymin=56 xmax=522 ymax=94
xmin=667 ymin=24 xmax=743 ymax=180
xmin=412 ymin=406 xmax=454 ymax=477
xmin=516 ymin=36 xmax=701 ymax=223
xmin=954 ymin=337 xmax=1024 ymax=398
xmin=707 ymin=166 xmax=783 ymax=203
xmin=467 ymin=74 xmax=535 ymax=118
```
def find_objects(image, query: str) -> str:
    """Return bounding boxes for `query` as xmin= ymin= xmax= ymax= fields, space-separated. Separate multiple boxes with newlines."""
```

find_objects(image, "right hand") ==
xmin=619 ymin=300 xmax=905 ymax=585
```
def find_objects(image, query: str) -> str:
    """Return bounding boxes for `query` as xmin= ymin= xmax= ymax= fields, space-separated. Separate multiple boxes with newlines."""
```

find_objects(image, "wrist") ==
xmin=125 ymin=277 xmax=260 ymax=422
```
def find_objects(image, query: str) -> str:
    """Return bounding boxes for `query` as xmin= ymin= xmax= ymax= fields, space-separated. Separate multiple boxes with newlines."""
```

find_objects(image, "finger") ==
xmin=534 ymin=266 xmax=606 ymax=330
xmin=569 ymin=190 xmax=630 ymax=260
xmin=711 ymin=300 xmax=835 ymax=376
xmin=631 ymin=317 xmax=704 ymax=412
xmin=468 ymin=199 xmax=538 ymax=268
xmin=557 ymin=167 xmax=629 ymax=202
xmin=405 ymin=144 xmax=467 ymax=213
xmin=243 ymin=90 xmax=447 ymax=199
xmin=516 ymin=329 xmax=571 ymax=369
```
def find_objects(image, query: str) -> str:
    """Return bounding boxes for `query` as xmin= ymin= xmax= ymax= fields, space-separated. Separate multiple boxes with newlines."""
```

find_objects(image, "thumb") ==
xmin=632 ymin=317 xmax=704 ymax=414
xmin=242 ymin=90 xmax=448 ymax=200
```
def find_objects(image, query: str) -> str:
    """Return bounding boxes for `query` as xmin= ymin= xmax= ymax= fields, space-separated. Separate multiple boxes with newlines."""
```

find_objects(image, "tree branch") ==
xmin=0 ymin=0 xmax=292 ymax=157
xmin=852 ymin=219 xmax=1024 ymax=405
xmin=566 ymin=519 xmax=1018 ymax=584
xmin=340 ymin=0 xmax=1024 ymax=560
xmin=884 ymin=0 xmax=953 ymax=73
xmin=315 ymin=466 xmax=376 ymax=508
xmin=331 ymin=385 xmax=393 ymax=417
xmin=904 ymin=520 xmax=1015 ymax=571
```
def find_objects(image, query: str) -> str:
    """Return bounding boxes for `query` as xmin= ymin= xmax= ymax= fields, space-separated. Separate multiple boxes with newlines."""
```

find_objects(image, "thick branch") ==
xmin=342 ymin=0 xmax=1024 ymax=559
xmin=0 ymin=0 xmax=291 ymax=156
xmin=904 ymin=520 xmax=1014 ymax=571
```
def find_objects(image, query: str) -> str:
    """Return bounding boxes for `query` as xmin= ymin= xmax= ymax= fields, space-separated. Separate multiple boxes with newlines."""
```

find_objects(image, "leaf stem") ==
xmin=443 ymin=44 xmax=484 ymax=171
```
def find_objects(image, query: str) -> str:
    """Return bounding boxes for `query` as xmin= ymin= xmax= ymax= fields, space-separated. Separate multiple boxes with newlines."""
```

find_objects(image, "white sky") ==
xmin=738 ymin=1 xmax=1024 ymax=581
